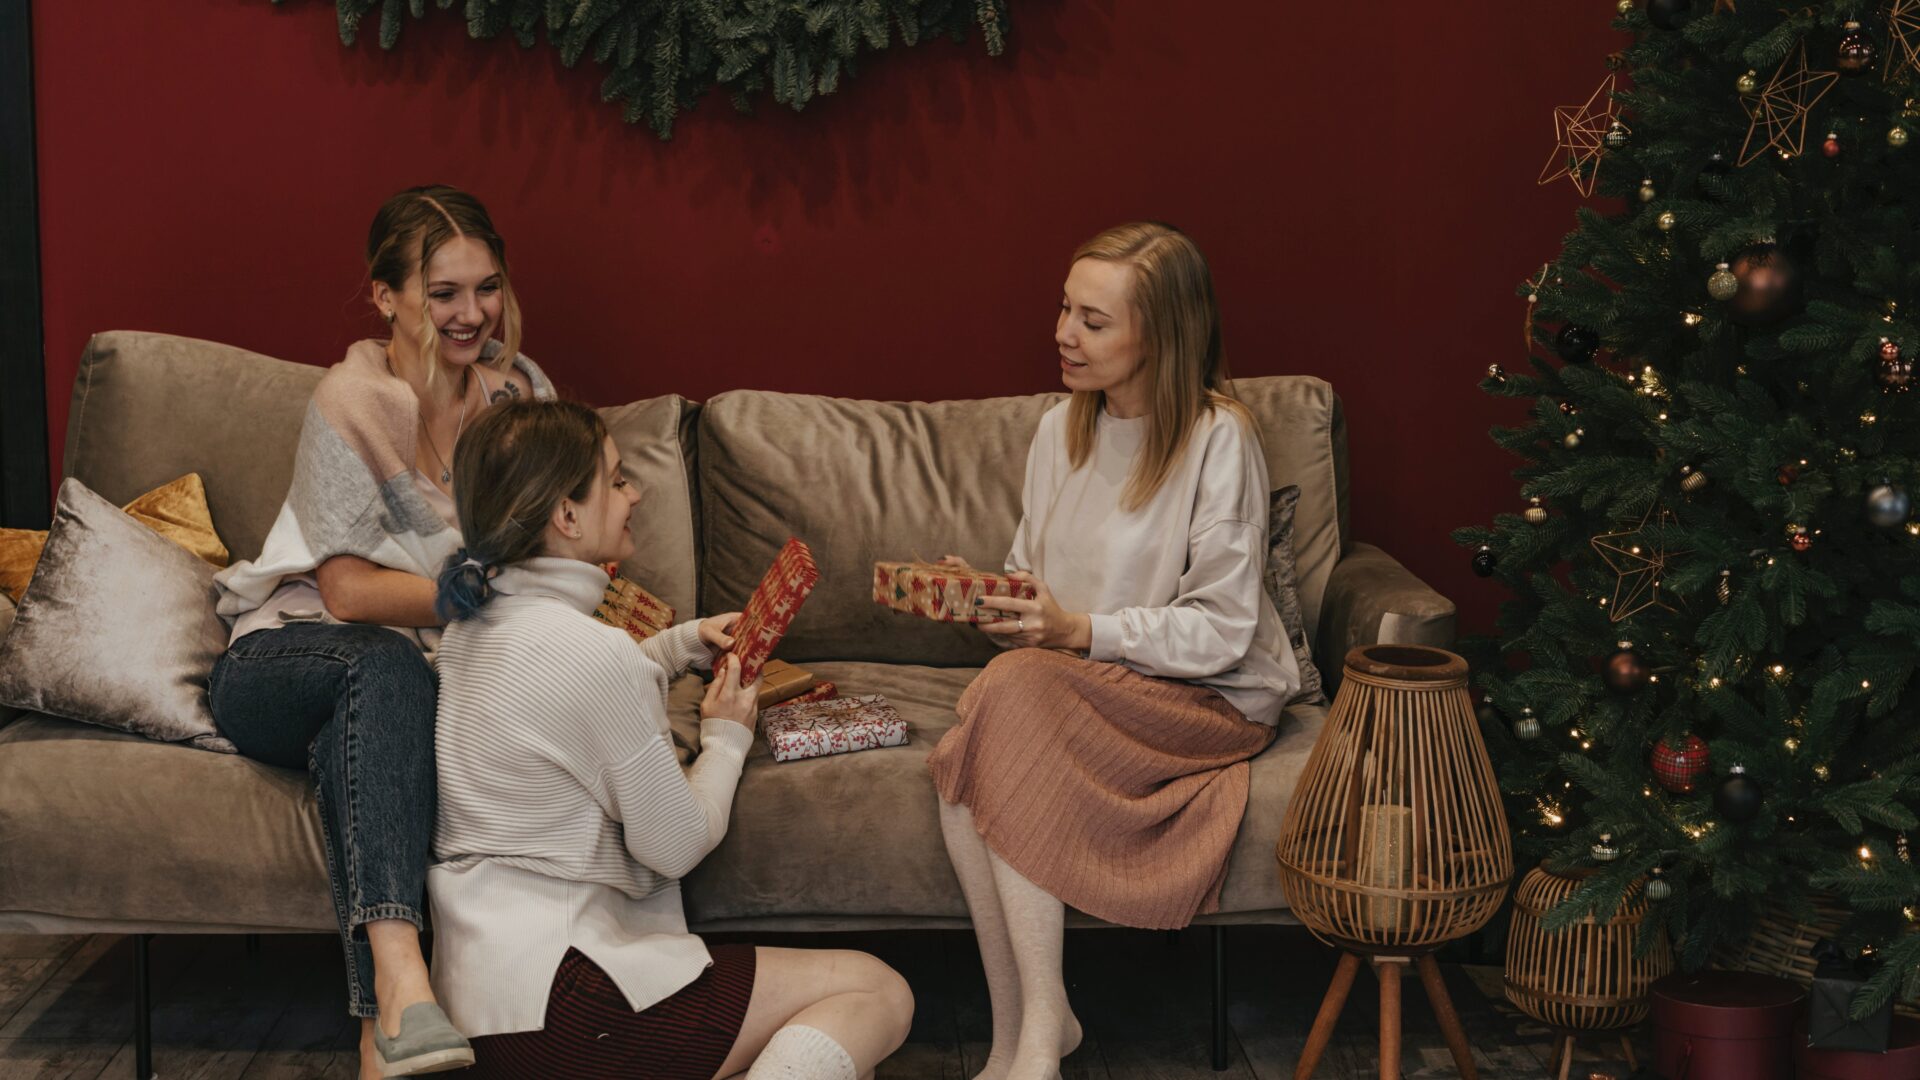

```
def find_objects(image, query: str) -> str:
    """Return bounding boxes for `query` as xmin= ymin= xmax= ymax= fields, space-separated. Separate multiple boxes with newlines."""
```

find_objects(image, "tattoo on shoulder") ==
xmin=489 ymin=382 xmax=522 ymax=404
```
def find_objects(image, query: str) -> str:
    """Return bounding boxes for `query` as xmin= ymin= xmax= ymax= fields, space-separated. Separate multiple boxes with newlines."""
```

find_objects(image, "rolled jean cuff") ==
xmin=351 ymin=902 xmax=426 ymax=934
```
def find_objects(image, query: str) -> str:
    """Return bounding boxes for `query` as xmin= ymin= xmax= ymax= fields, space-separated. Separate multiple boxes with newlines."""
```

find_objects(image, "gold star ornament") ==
xmin=1540 ymin=75 xmax=1622 ymax=197
xmin=1591 ymin=506 xmax=1691 ymax=623
xmin=1889 ymin=0 xmax=1920 ymax=79
xmin=1738 ymin=42 xmax=1838 ymax=165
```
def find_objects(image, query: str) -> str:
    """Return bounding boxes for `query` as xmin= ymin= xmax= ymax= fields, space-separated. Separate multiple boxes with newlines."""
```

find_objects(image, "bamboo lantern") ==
xmin=1505 ymin=863 xmax=1671 ymax=1080
xmin=1277 ymin=644 xmax=1513 ymax=1080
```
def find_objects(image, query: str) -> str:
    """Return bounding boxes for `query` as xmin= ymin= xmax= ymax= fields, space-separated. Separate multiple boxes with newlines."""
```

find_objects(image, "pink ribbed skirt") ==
xmin=927 ymin=647 xmax=1275 ymax=929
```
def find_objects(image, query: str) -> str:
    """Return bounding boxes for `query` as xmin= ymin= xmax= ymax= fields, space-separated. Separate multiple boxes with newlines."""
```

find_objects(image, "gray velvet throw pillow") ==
xmin=0 ymin=478 xmax=235 ymax=752
xmin=1266 ymin=486 xmax=1326 ymax=705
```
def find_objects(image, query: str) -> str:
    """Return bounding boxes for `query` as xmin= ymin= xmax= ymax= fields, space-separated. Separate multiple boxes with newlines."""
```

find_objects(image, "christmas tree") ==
xmin=1456 ymin=0 xmax=1920 ymax=1013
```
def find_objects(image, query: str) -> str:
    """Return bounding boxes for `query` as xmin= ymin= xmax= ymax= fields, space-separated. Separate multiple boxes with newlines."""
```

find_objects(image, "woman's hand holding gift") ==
xmin=976 ymin=572 xmax=1092 ymax=652
xmin=698 ymin=611 xmax=741 ymax=656
xmin=701 ymin=654 xmax=762 ymax=734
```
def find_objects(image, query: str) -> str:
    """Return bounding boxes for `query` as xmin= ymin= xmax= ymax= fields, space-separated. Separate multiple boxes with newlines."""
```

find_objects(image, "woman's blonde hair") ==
xmin=367 ymin=185 xmax=523 ymax=385
xmin=1064 ymin=222 xmax=1254 ymax=510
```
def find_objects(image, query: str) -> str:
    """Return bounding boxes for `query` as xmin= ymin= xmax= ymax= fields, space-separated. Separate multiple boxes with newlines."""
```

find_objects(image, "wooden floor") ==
xmin=0 ymin=926 xmax=1645 ymax=1079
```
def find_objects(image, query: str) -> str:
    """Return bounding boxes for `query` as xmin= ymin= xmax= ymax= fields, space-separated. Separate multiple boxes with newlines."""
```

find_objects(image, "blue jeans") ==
xmin=208 ymin=622 xmax=438 ymax=1019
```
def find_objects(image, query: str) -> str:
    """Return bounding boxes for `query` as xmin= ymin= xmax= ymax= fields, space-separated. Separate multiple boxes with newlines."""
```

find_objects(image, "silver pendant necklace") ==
xmin=418 ymin=367 xmax=471 ymax=486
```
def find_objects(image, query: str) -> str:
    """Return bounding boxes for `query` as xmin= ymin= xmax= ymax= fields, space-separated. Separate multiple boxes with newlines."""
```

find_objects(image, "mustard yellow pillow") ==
xmin=0 ymin=473 xmax=227 ymax=602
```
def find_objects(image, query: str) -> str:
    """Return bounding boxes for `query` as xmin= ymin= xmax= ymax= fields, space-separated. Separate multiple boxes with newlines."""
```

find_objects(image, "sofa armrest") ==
xmin=1316 ymin=542 xmax=1456 ymax=670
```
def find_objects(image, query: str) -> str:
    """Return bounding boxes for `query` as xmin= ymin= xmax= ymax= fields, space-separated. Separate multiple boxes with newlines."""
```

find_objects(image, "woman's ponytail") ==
xmin=443 ymin=400 xmax=609 ymax=617
xmin=436 ymin=548 xmax=494 ymax=622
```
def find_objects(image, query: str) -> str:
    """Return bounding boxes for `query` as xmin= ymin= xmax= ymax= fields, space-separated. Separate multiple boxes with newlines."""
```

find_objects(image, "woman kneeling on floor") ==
xmin=428 ymin=399 xmax=913 ymax=1079
xmin=928 ymin=222 xmax=1301 ymax=1080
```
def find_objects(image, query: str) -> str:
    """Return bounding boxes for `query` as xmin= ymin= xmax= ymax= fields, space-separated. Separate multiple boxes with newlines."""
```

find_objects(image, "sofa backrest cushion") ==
xmin=64 ymin=332 xmax=323 ymax=565
xmin=62 ymin=332 xmax=703 ymax=616
xmin=697 ymin=376 xmax=1346 ymax=667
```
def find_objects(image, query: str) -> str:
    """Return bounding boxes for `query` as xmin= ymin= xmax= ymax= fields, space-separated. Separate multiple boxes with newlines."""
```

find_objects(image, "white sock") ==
xmin=745 ymin=1024 xmax=858 ymax=1080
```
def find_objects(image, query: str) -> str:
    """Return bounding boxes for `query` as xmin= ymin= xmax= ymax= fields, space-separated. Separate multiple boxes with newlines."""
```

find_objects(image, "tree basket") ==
xmin=1714 ymin=893 xmax=1920 ymax=1020
xmin=1504 ymin=862 xmax=1673 ymax=1031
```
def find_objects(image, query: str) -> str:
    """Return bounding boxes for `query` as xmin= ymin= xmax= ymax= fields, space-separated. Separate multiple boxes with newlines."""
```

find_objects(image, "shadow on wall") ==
xmin=273 ymin=0 xmax=1116 ymax=224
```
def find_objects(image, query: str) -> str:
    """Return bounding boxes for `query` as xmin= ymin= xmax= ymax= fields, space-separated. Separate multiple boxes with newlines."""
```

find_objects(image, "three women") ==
xmin=214 ymin=188 xmax=1285 ymax=1078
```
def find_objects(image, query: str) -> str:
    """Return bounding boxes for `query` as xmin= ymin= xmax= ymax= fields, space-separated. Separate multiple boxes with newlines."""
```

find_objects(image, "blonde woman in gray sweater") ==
xmin=428 ymin=400 xmax=912 ymax=1079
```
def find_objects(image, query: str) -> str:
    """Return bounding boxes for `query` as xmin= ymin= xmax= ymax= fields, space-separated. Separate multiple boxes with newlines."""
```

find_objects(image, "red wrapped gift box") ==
xmin=730 ymin=538 xmax=819 ymax=684
xmin=592 ymin=576 xmax=675 ymax=644
xmin=872 ymin=560 xmax=1036 ymax=624
xmin=788 ymin=682 xmax=838 ymax=705
xmin=762 ymin=695 xmax=908 ymax=763
xmin=1651 ymin=971 xmax=1804 ymax=1080
xmin=1797 ymin=1016 xmax=1920 ymax=1080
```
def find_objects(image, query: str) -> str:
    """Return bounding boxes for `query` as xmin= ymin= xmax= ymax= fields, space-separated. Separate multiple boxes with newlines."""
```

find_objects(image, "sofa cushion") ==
xmin=64 ymin=332 xmax=325 ymax=565
xmin=675 ymin=659 xmax=1324 ymax=925
xmin=697 ymin=379 xmax=1345 ymax=667
xmin=601 ymin=396 xmax=702 ymax=622
xmin=699 ymin=391 xmax=1060 ymax=667
xmin=0 ymin=479 xmax=235 ymax=752
xmin=0 ymin=714 xmax=332 ymax=931
xmin=1231 ymin=377 xmax=1346 ymax=639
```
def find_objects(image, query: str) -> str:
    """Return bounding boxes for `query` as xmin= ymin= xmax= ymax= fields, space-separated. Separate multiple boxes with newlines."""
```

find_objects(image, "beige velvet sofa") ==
xmin=0 ymin=332 xmax=1455 ymax=1066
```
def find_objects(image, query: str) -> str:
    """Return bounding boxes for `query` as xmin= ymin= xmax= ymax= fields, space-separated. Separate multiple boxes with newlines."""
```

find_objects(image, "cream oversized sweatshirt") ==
xmin=1007 ymin=401 xmax=1299 ymax=725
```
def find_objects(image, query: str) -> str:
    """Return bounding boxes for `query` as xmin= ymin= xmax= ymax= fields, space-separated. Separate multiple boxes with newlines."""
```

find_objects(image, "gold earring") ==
xmin=383 ymin=309 xmax=396 ymax=324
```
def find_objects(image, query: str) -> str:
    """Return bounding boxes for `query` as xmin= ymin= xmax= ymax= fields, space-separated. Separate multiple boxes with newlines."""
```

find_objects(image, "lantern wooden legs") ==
xmin=1416 ymin=953 xmax=1478 ymax=1080
xmin=1297 ymin=952 xmax=1362 ymax=1079
xmin=1294 ymin=952 xmax=1478 ymax=1080
xmin=1544 ymin=1031 xmax=1637 ymax=1080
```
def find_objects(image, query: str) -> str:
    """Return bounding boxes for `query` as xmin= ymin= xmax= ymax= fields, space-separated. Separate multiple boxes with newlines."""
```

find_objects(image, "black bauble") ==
xmin=1714 ymin=766 xmax=1764 ymax=823
xmin=1647 ymin=0 xmax=1692 ymax=30
xmin=1472 ymin=546 xmax=1497 ymax=578
xmin=1555 ymin=324 xmax=1602 ymax=363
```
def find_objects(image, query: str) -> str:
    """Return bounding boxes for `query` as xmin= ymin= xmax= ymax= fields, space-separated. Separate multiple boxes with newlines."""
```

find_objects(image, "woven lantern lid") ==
xmin=1342 ymin=644 xmax=1470 ymax=683
xmin=1651 ymin=971 xmax=1805 ymax=1036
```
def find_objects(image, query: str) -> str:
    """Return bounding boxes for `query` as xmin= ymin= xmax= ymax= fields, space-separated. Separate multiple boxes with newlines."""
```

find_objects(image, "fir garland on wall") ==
xmin=287 ymin=0 xmax=1009 ymax=139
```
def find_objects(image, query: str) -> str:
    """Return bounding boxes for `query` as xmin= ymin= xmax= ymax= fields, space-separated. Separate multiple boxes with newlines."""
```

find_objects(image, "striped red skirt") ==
xmin=928 ymin=648 xmax=1275 ymax=930
xmin=463 ymin=945 xmax=756 ymax=1079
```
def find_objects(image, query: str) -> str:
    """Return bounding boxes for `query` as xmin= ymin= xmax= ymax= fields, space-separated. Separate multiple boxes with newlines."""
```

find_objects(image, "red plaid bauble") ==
xmin=1651 ymin=734 xmax=1711 ymax=794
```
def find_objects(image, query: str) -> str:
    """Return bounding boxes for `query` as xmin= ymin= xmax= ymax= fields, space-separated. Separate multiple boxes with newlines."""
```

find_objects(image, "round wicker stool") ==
xmin=1275 ymin=644 xmax=1514 ymax=1080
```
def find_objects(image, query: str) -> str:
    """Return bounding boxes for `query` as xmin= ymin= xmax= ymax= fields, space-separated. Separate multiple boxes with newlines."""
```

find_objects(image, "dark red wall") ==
xmin=32 ymin=1 xmax=1617 ymax=633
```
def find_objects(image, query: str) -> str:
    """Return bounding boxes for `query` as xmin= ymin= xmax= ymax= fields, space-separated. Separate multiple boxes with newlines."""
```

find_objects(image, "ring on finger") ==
xmin=1017 ymin=617 xmax=1025 ymax=632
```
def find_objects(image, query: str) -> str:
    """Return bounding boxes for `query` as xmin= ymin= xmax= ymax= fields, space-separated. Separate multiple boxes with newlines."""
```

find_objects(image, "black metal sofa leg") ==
xmin=1212 ymin=924 xmax=1228 ymax=1070
xmin=133 ymin=933 xmax=154 ymax=1079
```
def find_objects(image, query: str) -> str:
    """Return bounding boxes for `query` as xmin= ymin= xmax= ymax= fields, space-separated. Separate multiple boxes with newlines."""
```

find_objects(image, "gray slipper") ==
xmin=374 ymin=1002 xmax=475 ymax=1076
